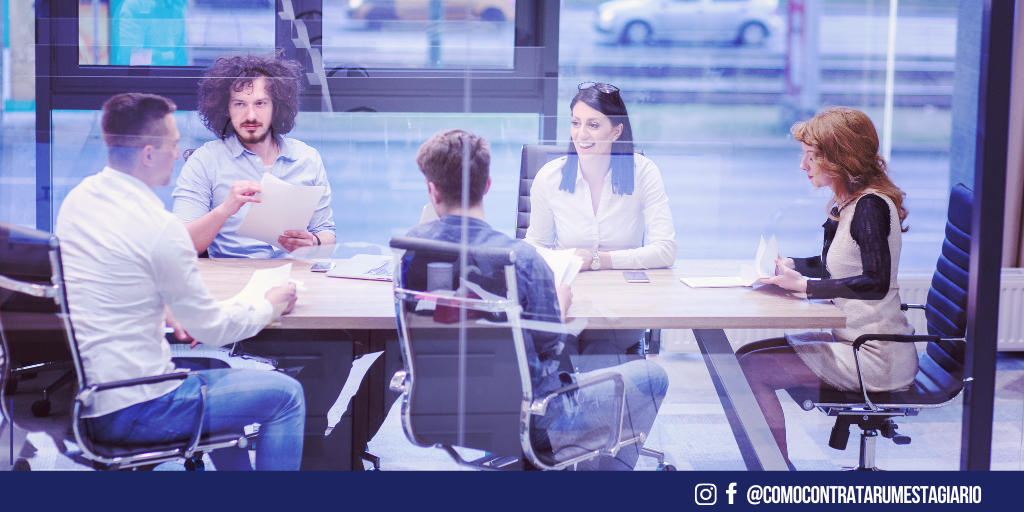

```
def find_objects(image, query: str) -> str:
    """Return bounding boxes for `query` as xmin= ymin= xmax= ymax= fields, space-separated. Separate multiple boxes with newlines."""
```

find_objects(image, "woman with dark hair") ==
xmin=736 ymin=106 xmax=917 ymax=469
xmin=524 ymin=82 xmax=676 ymax=370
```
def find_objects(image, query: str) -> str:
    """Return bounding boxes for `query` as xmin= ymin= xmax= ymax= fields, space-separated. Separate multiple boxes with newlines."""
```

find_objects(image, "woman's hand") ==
xmin=760 ymin=258 xmax=808 ymax=293
xmin=776 ymin=255 xmax=795 ymax=275
xmin=573 ymin=248 xmax=611 ymax=271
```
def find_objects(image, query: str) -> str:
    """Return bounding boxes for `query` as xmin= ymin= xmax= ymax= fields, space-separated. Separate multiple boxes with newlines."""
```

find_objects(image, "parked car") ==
xmin=594 ymin=0 xmax=783 ymax=46
xmin=347 ymin=0 xmax=514 ymax=23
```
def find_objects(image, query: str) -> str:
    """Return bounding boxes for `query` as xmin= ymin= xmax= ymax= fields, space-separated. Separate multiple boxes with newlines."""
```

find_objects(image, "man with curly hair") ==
xmin=172 ymin=53 xmax=336 ymax=258
xmin=172 ymin=53 xmax=348 ymax=471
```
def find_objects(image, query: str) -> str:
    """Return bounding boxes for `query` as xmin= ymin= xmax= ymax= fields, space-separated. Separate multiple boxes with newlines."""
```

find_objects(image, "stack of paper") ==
xmin=236 ymin=173 xmax=326 ymax=249
xmin=680 ymin=235 xmax=778 ymax=288
xmin=534 ymin=247 xmax=584 ymax=286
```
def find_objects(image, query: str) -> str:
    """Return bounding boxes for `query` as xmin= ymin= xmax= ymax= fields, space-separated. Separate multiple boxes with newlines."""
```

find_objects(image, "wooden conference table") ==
xmin=197 ymin=258 xmax=845 ymax=471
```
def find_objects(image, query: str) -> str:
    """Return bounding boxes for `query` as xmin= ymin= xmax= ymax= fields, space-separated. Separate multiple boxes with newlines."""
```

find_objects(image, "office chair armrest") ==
xmin=72 ymin=371 xmax=210 ymax=463
xmin=530 ymin=372 xmax=634 ymax=462
xmin=76 ymin=372 xmax=193 ymax=406
xmin=901 ymin=303 xmax=926 ymax=311
xmin=530 ymin=371 xmax=625 ymax=417
xmin=849 ymin=333 xmax=952 ymax=411
xmin=851 ymin=334 xmax=940 ymax=351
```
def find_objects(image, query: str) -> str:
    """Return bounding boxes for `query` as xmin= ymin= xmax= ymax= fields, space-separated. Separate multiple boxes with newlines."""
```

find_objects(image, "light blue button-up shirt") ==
xmin=172 ymin=134 xmax=335 ymax=258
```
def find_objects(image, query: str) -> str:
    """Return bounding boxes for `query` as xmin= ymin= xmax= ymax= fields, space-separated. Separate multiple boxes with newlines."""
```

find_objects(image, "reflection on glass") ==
xmin=322 ymin=0 xmax=516 ymax=69
xmin=559 ymin=0 xmax=955 ymax=270
xmin=558 ymin=0 xmax=965 ymax=470
xmin=49 ymin=110 xmax=538 ymax=249
xmin=594 ymin=0 xmax=782 ymax=46
xmin=77 ymin=0 xmax=276 ymax=66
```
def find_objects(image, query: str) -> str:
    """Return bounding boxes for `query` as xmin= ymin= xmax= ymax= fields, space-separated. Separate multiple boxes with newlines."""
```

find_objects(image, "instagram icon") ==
xmin=695 ymin=483 xmax=717 ymax=505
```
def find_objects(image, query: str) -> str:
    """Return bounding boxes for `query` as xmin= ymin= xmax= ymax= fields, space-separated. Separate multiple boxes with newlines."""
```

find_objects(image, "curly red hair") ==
xmin=791 ymin=107 xmax=909 ymax=232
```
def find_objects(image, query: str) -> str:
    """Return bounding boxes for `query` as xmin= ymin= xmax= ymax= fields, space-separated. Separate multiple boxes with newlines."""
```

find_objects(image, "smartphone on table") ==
xmin=623 ymin=271 xmax=650 ymax=283
xmin=310 ymin=261 xmax=335 ymax=272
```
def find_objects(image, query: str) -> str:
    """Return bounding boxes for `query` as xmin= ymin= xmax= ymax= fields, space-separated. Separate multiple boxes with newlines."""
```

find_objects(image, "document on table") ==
xmin=219 ymin=263 xmax=293 ymax=307
xmin=680 ymin=235 xmax=778 ymax=288
xmin=236 ymin=173 xmax=325 ymax=249
xmin=534 ymin=247 xmax=584 ymax=286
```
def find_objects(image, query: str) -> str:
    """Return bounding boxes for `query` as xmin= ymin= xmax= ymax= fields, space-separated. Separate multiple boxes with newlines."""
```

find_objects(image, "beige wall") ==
xmin=9 ymin=0 xmax=35 ymax=102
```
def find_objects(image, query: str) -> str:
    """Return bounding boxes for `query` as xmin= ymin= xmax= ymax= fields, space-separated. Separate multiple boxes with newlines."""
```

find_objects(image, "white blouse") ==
xmin=524 ymin=154 xmax=677 ymax=269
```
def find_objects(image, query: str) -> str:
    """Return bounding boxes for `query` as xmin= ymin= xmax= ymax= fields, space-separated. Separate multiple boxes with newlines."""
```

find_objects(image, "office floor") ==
xmin=11 ymin=350 xmax=1024 ymax=471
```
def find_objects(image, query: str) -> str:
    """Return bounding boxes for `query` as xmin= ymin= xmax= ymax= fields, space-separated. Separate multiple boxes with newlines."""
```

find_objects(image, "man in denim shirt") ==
xmin=171 ymin=53 xmax=345 ymax=470
xmin=405 ymin=129 xmax=668 ymax=470
xmin=172 ymin=53 xmax=336 ymax=258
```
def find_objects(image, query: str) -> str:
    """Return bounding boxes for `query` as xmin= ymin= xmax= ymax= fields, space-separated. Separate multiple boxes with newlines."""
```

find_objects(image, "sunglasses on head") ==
xmin=578 ymin=82 xmax=620 ymax=94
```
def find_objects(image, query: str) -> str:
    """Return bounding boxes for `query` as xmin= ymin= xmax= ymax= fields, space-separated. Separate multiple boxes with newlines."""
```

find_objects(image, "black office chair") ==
xmin=0 ymin=231 xmax=75 ymax=421
xmin=387 ymin=236 xmax=670 ymax=470
xmin=0 ymin=221 xmax=250 ymax=470
xmin=787 ymin=183 xmax=973 ymax=470
xmin=516 ymin=144 xmax=660 ymax=355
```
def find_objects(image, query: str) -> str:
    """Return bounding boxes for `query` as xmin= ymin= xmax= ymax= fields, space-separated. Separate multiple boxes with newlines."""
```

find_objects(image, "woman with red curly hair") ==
xmin=736 ymin=107 xmax=917 ymax=469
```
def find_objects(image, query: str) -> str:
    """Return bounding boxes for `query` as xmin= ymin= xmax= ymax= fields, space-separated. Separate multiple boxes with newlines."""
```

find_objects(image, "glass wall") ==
xmin=6 ymin=0 xmax=1022 ymax=474
xmin=49 ymin=109 xmax=538 ymax=245
xmin=322 ymin=0 xmax=517 ymax=69
xmin=558 ymin=0 xmax=955 ymax=270
xmin=78 ymin=0 xmax=276 ymax=66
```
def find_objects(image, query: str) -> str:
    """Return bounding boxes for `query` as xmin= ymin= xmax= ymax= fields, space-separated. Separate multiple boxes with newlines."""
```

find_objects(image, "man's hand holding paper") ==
xmin=279 ymin=229 xmax=319 ymax=252
xmin=218 ymin=180 xmax=262 ymax=217
xmin=236 ymin=173 xmax=326 ymax=251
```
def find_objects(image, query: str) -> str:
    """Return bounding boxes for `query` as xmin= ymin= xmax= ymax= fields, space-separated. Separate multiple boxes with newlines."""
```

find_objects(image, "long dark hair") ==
xmin=562 ymin=86 xmax=636 ymax=195
xmin=197 ymin=52 xmax=303 ymax=140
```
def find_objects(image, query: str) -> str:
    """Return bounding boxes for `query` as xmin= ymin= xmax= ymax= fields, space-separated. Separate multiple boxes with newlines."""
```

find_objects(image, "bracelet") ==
xmin=312 ymin=232 xmax=321 ymax=246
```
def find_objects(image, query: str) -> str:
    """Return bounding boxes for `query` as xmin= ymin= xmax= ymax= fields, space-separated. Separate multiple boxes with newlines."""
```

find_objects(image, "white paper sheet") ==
xmin=220 ymin=263 xmax=293 ymax=307
xmin=680 ymin=235 xmax=779 ymax=288
xmin=534 ymin=247 xmax=584 ymax=286
xmin=327 ymin=350 xmax=384 ymax=428
xmin=236 ymin=173 xmax=325 ymax=249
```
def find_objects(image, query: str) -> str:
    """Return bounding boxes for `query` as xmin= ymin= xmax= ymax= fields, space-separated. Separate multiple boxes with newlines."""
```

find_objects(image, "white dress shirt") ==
xmin=56 ymin=167 xmax=276 ymax=418
xmin=524 ymin=155 xmax=677 ymax=269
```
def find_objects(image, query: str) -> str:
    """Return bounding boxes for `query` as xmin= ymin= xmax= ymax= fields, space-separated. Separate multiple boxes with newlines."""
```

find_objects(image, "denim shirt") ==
xmin=171 ymin=134 xmax=335 ymax=258
xmin=404 ymin=215 xmax=566 ymax=396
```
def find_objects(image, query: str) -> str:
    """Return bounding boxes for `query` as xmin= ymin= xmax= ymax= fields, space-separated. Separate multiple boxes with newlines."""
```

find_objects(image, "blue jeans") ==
xmin=541 ymin=359 xmax=668 ymax=470
xmin=87 ymin=369 xmax=305 ymax=471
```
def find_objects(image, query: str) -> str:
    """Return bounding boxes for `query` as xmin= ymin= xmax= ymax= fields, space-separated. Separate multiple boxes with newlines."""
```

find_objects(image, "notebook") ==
xmin=326 ymin=254 xmax=394 ymax=281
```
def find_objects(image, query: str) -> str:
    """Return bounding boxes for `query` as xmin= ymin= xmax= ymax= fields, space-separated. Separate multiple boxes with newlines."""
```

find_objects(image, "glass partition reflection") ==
xmin=50 ymin=110 xmax=537 ymax=246
xmin=77 ymin=0 xmax=276 ymax=66
xmin=553 ymin=0 xmax=968 ymax=471
xmin=322 ymin=0 xmax=516 ymax=69
xmin=16 ymin=0 xmax=1022 ymax=472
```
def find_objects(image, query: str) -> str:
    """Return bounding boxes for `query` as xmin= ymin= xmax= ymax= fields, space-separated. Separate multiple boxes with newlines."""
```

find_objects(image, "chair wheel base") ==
xmin=657 ymin=463 xmax=676 ymax=471
xmin=13 ymin=458 xmax=31 ymax=471
xmin=843 ymin=466 xmax=883 ymax=471
xmin=30 ymin=400 xmax=51 ymax=417
xmin=184 ymin=456 xmax=205 ymax=471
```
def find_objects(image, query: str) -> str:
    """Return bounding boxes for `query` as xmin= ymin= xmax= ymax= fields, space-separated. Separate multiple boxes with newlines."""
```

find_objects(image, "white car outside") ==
xmin=595 ymin=0 xmax=783 ymax=46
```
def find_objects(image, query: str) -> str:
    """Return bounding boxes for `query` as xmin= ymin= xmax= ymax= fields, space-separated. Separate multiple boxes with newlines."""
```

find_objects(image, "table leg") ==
xmin=693 ymin=329 xmax=788 ymax=471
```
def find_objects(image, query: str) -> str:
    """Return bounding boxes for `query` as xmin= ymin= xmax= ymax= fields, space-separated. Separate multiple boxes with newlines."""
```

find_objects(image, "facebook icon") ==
xmin=726 ymin=483 xmax=738 ymax=504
